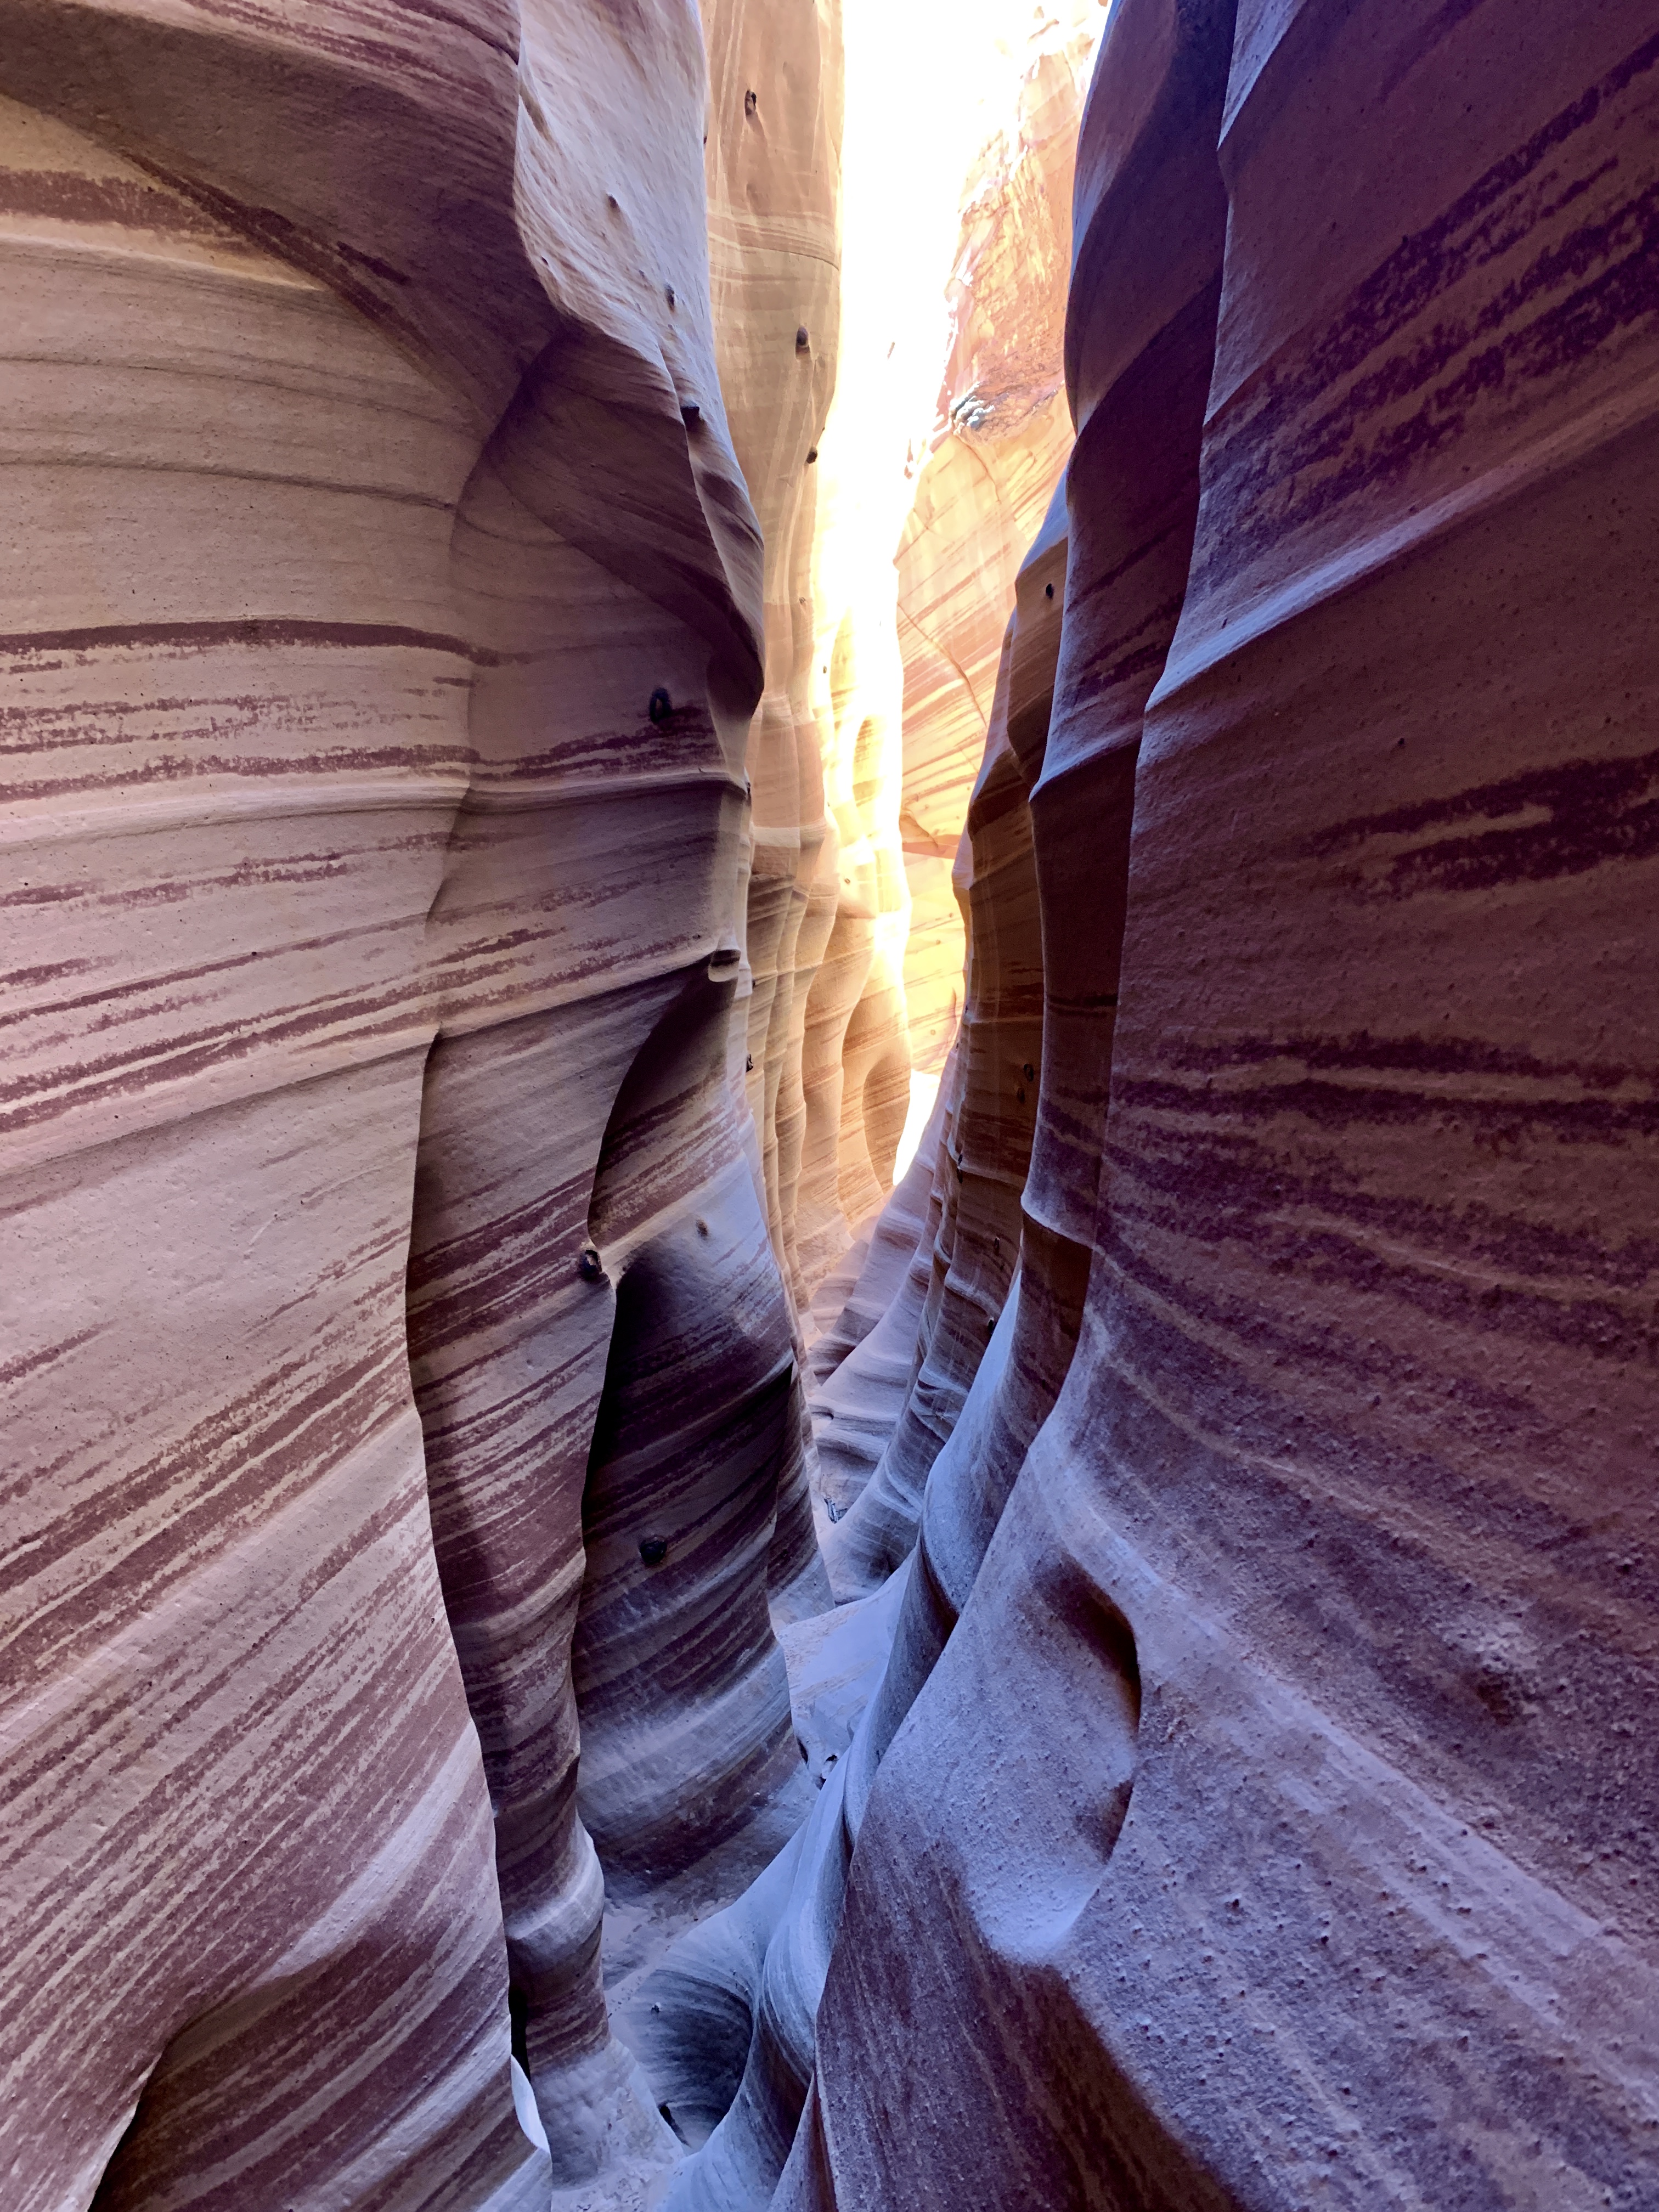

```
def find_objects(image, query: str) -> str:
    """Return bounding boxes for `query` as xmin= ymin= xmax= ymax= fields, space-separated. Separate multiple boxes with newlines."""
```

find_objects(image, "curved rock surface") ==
xmin=8 ymin=2 xmax=1658 ymax=2209
xmin=784 ymin=2 xmax=1659 ymax=2206
xmin=703 ymin=0 xmax=848 ymax=1313
xmin=895 ymin=4 xmax=1101 ymax=1084
xmin=0 ymin=0 xmax=808 ymax=2202
xmin=0 ymin=17 xmax=550 ymax=2200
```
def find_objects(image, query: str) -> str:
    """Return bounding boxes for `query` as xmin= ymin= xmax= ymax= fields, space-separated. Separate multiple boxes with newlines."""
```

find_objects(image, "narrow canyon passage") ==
xmin=1 ymin=4 xmax=1656 ymax=2211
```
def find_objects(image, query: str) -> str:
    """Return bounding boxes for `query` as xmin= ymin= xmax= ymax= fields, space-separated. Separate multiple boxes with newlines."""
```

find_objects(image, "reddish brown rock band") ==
xmin=2 ymin=3 xmax=1653 ymax=2210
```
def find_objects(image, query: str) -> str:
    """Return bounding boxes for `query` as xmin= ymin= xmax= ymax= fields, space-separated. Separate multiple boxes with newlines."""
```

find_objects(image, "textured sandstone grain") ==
xmin=819 ymin=618 xmax=1042 ymax=1598
xmin=0 ymin=0 xmax=799 ymax=2200
xmin=703 ymin=0 xmax=847 ymax=1313
xmin=10 ymin=2 xmax=1652 ymax=2209
xmin=0 ymin=44 xmax=549 ymax=2205
xmin=786 ymin=2 xmax=1659 ymax=2207
xmin=894 ymin=6 xmax=1101 ymax=1084
xmin=0 ymin=2 xmax=1090 ymax=2204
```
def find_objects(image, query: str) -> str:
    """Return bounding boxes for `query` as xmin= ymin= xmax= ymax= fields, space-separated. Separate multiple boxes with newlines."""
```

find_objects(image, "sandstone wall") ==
xmin=703 ymin=0 xmax=847 ymax=1312
xmin=0 ymin=1 xmax=811 ymax=2201
xmin=782 ymin=1 xmax=1659 ymax=2205
xmin=895 ymin=4 xmax=1101 ymax=1088
xmin=9 ymin=1 xmax=1653 ymax=2208
xmin=0 ymin=1 xmax=1104 ymax=2198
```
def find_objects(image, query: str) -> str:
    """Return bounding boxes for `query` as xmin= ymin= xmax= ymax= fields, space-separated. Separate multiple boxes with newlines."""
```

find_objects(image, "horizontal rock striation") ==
xmin=12 ymin=2 xmax=1656 ymax=2208
xmin=0 ymin=15 xmax=548 ymax=2200
xmin=0 ymin=0 xmax=838 ymax=2203
xmin=704 ymin=0 xmax=847 ymax=1316
xmin=784 ymin=0 xmax=1659 ymax=2205
xmin=895 ymin=4 xmax=1102 ymax=1085
xmin=820 ymin=613 xmax=1043 ymax=1599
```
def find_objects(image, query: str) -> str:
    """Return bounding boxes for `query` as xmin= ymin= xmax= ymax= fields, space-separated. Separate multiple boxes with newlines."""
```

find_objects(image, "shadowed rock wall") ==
xmin=782 ymin=0 xmax=1659 ymax=2204
xmin=9 ymin=2 xmax=1658 ymax=2209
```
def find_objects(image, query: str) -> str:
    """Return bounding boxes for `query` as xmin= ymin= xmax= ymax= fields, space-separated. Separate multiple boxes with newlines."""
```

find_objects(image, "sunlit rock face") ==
xmin=783 ymin=1 xmax=1659 ymax=2206
xmin=819 ymin=610 xmax=1043 ymax=1596
xmin=703 ymin=0 xmax=923 ymax=1322
xmin=698 ymin=0 xmax=1109 ymax=1329
xmin=0 ymin=32 xmax=546 ymax=2212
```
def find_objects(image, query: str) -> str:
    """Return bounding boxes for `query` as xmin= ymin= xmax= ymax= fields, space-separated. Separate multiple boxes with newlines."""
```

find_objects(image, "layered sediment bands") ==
xmin=805 ymin=1099 xmax=945 ymax=1517
xmin=794 ymin=882 xmax=911 ymax=1291
xmin=803 ymin=1111 xmax=935 ymax=1387
xmin=0 ymin=47 xmax=544 ymax=2212
xmin=830 ymin=484 xmax=1090 ymax=1784
xmin=1018 ymin=0 xmax=1233 ymax=1299
xmin=704 ymin=0 xmax=912 ymax=1317
xmin=822 ymin=617 xmax=1042 ymax=1598
xmin=789 ymin=1 xmax=1659 ymax=2205
xmin=0 ymin=0 xmax=819 ymax=2202
xmin=703 ymin=0 xmax=846 ymax=1304
xmin=572 ymin=965 xmax=799 ymax=1881
xmin=657 ymin=482 xmax=1085 ymax=2208
xmin=405 ymin=0 xmax=818 ymax=2177
xmin=13 ymin=0 xmax=1657 ymax=2205
xmin=895 ymin=3 xmax=1099 ymax=1083
xmin=648 ymin=551 xmax=1063 ymax=2197
xmin=827 ymin=924 xmax=910 ymax=1228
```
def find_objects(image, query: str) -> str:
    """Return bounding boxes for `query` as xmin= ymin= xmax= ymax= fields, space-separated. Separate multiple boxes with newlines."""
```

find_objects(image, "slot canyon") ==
xmin=2 ymin=0 xmax=1656 ymax=2206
